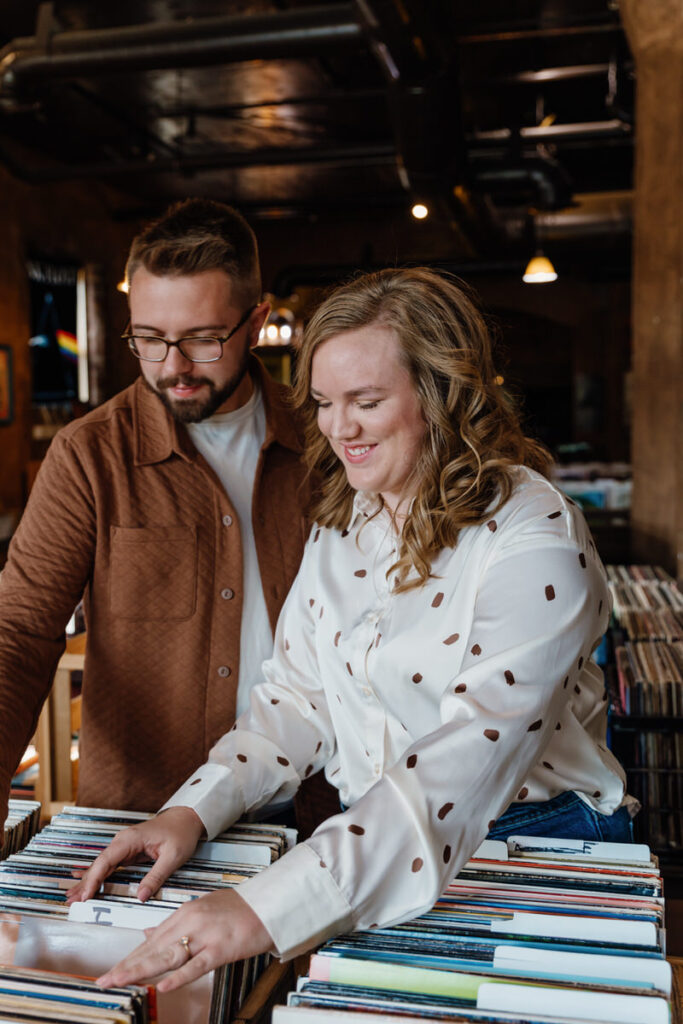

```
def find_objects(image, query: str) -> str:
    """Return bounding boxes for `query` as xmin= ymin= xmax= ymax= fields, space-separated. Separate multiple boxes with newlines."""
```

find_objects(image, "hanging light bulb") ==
xmin=523 ymin=251 xmax=557 ymax=284
xmin=411 ymin=202 xmax=429 ymax=220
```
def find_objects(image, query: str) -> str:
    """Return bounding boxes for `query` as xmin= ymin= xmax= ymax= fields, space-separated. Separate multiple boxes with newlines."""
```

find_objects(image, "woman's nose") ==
xmin=329 ymin=405 xmax=359 ymax=440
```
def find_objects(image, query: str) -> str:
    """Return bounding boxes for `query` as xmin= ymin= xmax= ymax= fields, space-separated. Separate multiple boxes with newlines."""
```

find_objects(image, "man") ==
xmin=0 ymin=199 xmax=320 ymax=827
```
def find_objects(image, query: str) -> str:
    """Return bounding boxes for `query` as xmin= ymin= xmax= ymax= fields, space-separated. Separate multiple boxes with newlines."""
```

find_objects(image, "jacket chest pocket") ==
xmin=109 ymin=525 xmax=197 ymax=620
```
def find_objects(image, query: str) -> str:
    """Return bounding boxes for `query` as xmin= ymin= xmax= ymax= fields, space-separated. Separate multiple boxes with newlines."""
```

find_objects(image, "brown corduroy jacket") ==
xmin=0 ymin=357 xmax=313 ymax=824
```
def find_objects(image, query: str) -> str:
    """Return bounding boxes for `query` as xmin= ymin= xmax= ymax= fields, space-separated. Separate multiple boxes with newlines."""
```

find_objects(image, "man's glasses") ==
xmin=122 ymin=305 xmax=256 ymax=363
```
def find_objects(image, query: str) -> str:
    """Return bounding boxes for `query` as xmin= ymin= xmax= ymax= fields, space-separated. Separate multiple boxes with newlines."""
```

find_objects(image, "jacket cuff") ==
xmin=159 ymin=761 xmax=243 ymax=840
xmin=236 ymin=842 xmax=354 ymax=960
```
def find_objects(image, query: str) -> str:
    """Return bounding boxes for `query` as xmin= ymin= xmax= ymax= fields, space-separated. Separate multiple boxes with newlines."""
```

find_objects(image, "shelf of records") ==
xmin=274 ymin=833 xmax=671 ymax=1024
xmin=0 ymin=802 xmax=296 ymax=1023
xmin=605 ymin=564 xmax=683 ymax=858
xmin=1 ymin=801 xmax=675 ymax=1024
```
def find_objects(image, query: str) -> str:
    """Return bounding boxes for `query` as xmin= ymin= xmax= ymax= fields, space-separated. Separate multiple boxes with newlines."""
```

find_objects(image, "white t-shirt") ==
xmin=187 ymin=386 xmax=272 ymax=717
xmin=164 ymin=467 xmax=626 ymax=959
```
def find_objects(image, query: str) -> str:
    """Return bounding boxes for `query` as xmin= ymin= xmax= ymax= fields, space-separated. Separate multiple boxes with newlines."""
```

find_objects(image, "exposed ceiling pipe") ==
xmin=0 ymin=3 xmax=362 ymax=97
xmin=470 ymin=119 xmax=632 ymax=146
xmin=473 ymin=157 xmax=573 ymax=211
xmin=458 ymin=23 xmax=622 ymax=44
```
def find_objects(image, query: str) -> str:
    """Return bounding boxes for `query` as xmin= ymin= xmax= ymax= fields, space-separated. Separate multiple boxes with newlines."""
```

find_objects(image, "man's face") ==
xmin=128 ymin=267 xmax=267 ymax=422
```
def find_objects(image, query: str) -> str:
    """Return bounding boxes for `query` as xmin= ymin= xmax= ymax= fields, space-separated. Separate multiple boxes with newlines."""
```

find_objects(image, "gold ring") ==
xmin=178 ymin=935 xmax=192 ymax=959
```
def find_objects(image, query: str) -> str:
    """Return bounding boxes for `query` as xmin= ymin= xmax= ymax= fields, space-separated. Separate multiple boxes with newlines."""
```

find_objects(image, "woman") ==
xmin=70 ymin=267 xmax=633 ymax=993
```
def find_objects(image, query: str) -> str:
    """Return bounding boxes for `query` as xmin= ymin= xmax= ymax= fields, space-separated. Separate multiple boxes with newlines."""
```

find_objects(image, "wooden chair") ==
xmin=33 ymin=633 xmax=85 ymax=820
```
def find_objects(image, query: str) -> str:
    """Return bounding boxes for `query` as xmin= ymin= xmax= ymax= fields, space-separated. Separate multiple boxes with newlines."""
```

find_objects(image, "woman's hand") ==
xmin=66 ymin=806 xmax=205 ymax=904
xmin=96 ymin=889 xmax=274 ymax=992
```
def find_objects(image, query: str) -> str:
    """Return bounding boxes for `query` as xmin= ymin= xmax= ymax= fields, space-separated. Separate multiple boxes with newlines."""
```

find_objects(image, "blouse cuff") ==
xmin=236 ymin=842 xmax=354 ymax=960
xmin=159 ymin=761 xmax=243 ymax=840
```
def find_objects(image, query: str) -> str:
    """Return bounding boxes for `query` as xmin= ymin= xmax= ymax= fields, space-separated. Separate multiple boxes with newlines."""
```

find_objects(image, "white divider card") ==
xmin=68 ymin=898 xmax=174 ymax=929
xmin=469 ymin=840 xmax=509 ymax=861
xmin=488 ymin=911 xmax=658 ymax=945
xmin=507 ymin=836 xmax=653 ymax=865
xmin=492 ymin=945 xmax=672 ymax=994
xmin=476 ymin=981 xmax=670 ymax=1024
xmin=194 ymin=839 xmax=271 ymax=865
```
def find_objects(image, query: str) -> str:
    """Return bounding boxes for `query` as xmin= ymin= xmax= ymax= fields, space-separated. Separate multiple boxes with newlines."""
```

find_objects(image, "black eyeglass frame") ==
xmin=122 ymin=305 xmax=257 ymax=363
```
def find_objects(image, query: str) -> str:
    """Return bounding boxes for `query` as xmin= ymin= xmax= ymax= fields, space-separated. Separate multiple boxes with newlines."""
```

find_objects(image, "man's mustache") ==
xmin=156 ymin=374 xmax=213 ymax=391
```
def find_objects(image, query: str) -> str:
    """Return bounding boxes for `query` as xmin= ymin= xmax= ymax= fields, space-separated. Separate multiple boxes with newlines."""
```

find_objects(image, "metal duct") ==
xmin=0 ymin=4 xmax=362 ymax=95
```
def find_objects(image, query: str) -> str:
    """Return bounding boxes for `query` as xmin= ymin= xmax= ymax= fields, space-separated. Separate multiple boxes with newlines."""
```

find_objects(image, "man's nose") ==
xmin=163 ymin=342 xmax=194 ymax=373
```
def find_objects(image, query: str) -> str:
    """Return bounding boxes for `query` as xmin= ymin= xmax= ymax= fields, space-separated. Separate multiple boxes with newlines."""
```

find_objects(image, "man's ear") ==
xmin=248 ymin=300 xmax=271 ymax=349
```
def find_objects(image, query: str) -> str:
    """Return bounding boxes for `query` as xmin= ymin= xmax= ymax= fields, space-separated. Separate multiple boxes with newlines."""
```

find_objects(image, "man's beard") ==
xmin=146 ymin=350 xmax=250 ymax=423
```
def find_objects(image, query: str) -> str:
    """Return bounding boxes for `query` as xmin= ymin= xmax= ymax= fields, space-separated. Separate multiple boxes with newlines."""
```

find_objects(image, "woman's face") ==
xmin=310 ymin=323 xmax=426 ymax=514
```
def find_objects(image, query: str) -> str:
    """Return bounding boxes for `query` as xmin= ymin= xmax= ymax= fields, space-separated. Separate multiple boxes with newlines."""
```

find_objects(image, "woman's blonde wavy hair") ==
xmin=292 ymin=267 xmax=553 ymax=592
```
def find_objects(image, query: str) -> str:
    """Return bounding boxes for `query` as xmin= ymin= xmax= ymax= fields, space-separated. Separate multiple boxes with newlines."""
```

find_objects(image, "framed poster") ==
xmin=0 ymin=345 xmax=12 ymax=425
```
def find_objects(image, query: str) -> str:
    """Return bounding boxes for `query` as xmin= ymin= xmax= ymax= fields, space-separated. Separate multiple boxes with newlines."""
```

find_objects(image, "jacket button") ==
xmin=222 ymin=514 xmax=233 ymax=527
xmin=218 ymin=665 xmax=231 ymax=678
xmin=220 ymin=587 xmax=234 ymax=600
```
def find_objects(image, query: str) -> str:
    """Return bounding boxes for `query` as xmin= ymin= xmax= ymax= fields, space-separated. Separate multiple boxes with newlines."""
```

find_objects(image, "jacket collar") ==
xmin=132 ymin=353 xmax=302 ymax=466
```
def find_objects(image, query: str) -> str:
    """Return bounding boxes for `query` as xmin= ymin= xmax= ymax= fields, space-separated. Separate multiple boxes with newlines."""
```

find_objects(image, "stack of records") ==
xmin=274 ymin=834 xmax=669 ymax=1024
xmin=0 ymin=804 xmax=295 ymax=1023
xmin=1 ymin=799 xmax=41 ymax=859
xmin=607 ymin=565 xmax=683 ymax=644
xmin=0 ymin=965 xmax=150 ymax=1023
xmin=614 ymin=640 xmax=683 ymax=716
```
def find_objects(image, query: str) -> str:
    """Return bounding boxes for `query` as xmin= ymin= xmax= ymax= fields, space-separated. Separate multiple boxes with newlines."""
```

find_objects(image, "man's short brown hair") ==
xmin=125 ymin=198 xmax=261 ymax=305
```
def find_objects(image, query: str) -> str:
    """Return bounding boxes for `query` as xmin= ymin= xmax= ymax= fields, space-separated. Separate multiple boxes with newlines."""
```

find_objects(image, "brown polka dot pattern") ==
xmin=277 ymin=756 xmax=290 ymax=766
xmin=487 ymin=520 xmax=497 ymax=532
xmin=518 ymin=787 xmax=529 ymax=799
xmin=599 ymin=600 xmax=603 ymax=615
xmin=341 ymin=529 xmax=349 ymax=537
xmin=190 ymin=778 xmax=201 ymax=786
xmin=412 ymin=673 xmax=423 ymax=684
xmin=305 ymin=764 xmax=314 ymax=777
xmin=346 ymin=662 xmax=353 ymax=675
xmin=545 ymin=585 xmax=556 ymax=601
xmin=547 ymin=511 xmax=562 ymax=519
xmin=454 ymin=683 xmax=467 ymax=693
xmin=432 ymin=592 xmax=444 ymax=608
xmin=315 ymin=741 xmax=322 ymax=753
xmin=556 ymin=722 xmax=561 ymax=730
xmin=407 ymin=754 xmax=418 ymax=769
xmin=443 ymin=633 xmax=460 ymax=645
xmin=412 ymin=857 xmax=423 ymax=872
xmin=310 ymin=702 xmax=317 ymax=711
xmin=314 ymin=529 xmax=321 ymax=542
xmin=320 ymin=860 xmax=326 ymax=868
xmin=375 ymin=633 xmax=381 ymax=647
xmin=593 ymin=790 xmax=601 ymax=798
xmin=484 ymin=729 xmax=499 ymax=741
xmin=443 ymin=844 xmax=451 ymax=863
xmin=543 ymin=761 xmax=554 ymax=770
xmin=563 ymin=676 xmax=568 ymax=688
xmin=348 ymin=824 xmax=365 ymax=835
xmin=574 ymin=684 xmax=581 ymax=695
xmin=285 ymin=639 xmax=290 ymax=651
xmin=334 ymin=631 xmax=341 ymax=646
xmin=319 ymin=606 xmax=324 ymax=619
xmin=236 ymin=754 xmax=248 ymax=763
xmin=488 ymin=819 xmax=496 ymax=830
xmin=504 ymin=670 xmax=515 ymax=686
xmin=579 ymin=553 xmax=587 ymax=568
xmin=438 ymin=802 xmax=454 ymax=820
xmin=354 ymin=569 xmax=367 ymax=578
xmin=271 ymin=698 xmax=279 ymax=705
xmin=471 ymin=644 xmax=482 ymax=656
xmin=309 ymin=598 xmax=315 ymax=607
xmin=527 ymin=719 xmax=542 ymax=732
xmin=330 ymin=767 xmax=340 ymax=776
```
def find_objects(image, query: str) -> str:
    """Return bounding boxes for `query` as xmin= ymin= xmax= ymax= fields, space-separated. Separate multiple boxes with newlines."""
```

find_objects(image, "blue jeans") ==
xmin=486 ymin=790 xmax=634 ymax=843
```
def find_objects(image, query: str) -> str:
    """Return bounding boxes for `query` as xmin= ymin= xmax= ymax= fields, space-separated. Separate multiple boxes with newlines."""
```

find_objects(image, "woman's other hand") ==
xmin=96 ymin=889 xmax=273 ymax=992
xmin=65 ymin=806 xmax=205 ymax=904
